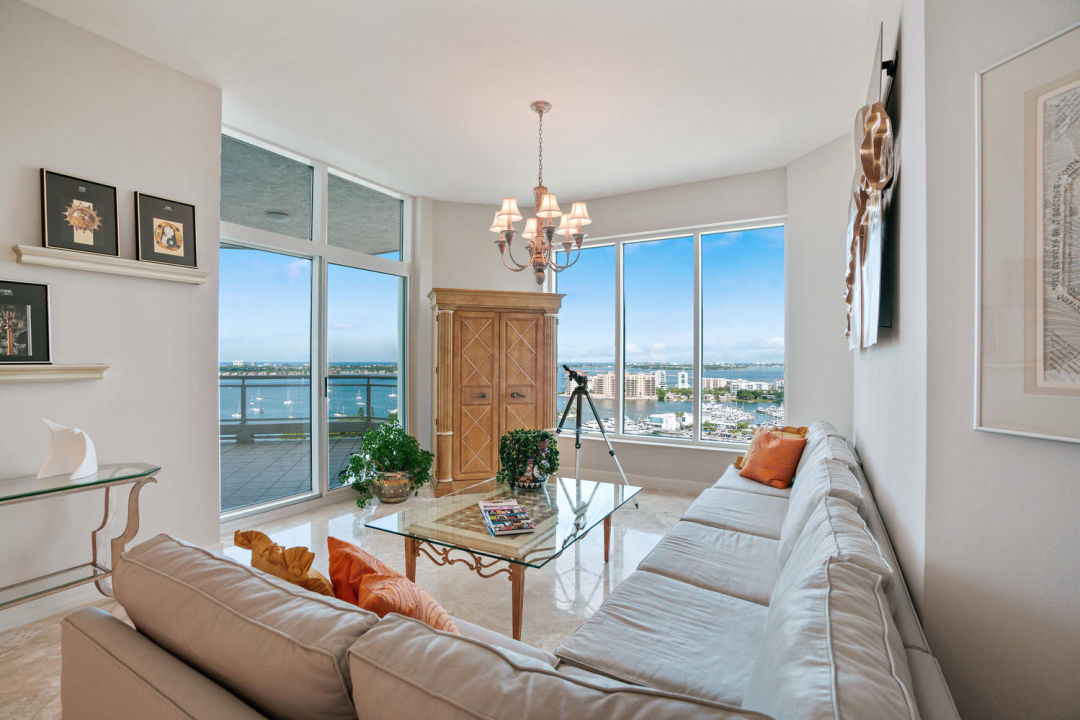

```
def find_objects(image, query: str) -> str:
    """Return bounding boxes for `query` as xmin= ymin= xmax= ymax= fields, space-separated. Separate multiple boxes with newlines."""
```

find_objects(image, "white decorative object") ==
xmin=36 ymin=418 xmax=98 ymax=480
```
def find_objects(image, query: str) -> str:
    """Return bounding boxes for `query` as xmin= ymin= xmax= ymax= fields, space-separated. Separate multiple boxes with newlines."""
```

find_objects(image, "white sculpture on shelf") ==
xmin=36 ymin=418 xmax=98 ymax=480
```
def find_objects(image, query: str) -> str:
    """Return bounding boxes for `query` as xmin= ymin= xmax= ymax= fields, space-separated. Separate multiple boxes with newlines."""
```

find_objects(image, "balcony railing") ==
xmin=219 ymin=373 xmax=397 ymax=444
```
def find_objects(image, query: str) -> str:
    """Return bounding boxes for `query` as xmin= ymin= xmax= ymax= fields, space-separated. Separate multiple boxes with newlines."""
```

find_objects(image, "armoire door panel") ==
xmin=455 ymin=311 xmax=497 ymax=479
xmin=500 ymin=313 xmax=541 ymax=434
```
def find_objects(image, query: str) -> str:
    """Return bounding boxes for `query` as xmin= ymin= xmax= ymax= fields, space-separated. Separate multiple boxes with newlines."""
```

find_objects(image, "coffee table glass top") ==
xmin=366 ymin=477 xmax=641 ymax=569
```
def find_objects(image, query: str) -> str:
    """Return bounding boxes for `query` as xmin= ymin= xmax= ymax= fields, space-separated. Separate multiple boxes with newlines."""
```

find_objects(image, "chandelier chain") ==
xmin=537 ymin=110 xmax=543 ymax=186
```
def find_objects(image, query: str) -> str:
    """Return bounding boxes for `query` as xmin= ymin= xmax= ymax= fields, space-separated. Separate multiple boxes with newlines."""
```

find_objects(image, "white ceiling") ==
xmin=26 ymin=0 xmax=888 ymax=204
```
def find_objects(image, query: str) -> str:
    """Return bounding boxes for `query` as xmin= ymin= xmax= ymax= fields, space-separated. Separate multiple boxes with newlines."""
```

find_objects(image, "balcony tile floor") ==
xmin=0 ymin=484 xmax=694 ymax=720
xmin=220 ymin=437 xmax=363 ymax=512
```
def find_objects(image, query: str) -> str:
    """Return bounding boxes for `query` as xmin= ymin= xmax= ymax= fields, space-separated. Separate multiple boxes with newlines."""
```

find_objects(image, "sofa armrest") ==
xmin=61 ymin=607 xmax=267 ymax=720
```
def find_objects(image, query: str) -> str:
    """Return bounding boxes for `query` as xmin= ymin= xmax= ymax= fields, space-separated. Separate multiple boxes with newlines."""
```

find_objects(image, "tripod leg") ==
xmin=556 ymin=387 xmax=577 ymax=436
xmin=583 ymin=389 xmax=639 ymax=509
xmin=574 ymin=389 xmax=583 ymax=482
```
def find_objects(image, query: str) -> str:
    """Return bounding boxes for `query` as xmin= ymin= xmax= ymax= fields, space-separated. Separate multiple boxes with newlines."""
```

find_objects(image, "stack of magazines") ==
xmin=478 ymin=499 xmax=535 ymax=536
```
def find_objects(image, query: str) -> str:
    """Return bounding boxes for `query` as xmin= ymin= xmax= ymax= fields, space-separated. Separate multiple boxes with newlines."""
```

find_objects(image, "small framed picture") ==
xmin=136 ymin=192 xmax=197 ymax=268
xmin=0 ymin=280 xmax=51 ymax=364
xmin=41 ymin=169 xmax=119 ymax=256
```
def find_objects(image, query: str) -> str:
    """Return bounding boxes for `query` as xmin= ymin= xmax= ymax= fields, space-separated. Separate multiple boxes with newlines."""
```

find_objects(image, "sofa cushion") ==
xmin=779 ymin=459 xmax=866 ymax=566
xmin=349 ymin=614 xmax=771 ymax=720
xmin=772 ymin=497 xmax=894 ymax=603
xmin=454 ymin=617 xmax=557 ymax=667
xmin=742 ymin=559 xmax=919 ymax=720
xmin=805 ymin=420 xmax=844 ymax=447
xmin=555 ymin=570 xmax=768 ymax=706
xmin=681 ymin=488 xmax=788 ymax=539
xmin=637 ymin=521 xmax=779 ymax=605
xmin=796 ymin=434 xmax=860 ymax=476
xmin=713 ymin=464 xmax=791 ymax=498
xmin=113 ymin=534 xmax=378 ymax=720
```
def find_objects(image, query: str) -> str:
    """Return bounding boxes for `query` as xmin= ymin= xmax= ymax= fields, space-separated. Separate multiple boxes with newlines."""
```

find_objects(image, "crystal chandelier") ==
xmin=489 ymin=101 xmax=591 ymax=284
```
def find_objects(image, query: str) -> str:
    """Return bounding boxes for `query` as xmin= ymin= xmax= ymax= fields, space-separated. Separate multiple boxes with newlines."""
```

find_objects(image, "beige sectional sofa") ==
xmin=61 ymin=421 xmax=958 ymax=719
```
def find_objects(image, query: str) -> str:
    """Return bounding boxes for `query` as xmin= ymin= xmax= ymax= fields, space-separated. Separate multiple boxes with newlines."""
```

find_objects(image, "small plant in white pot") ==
xmin=495 ymin=429 xmax=559 ymax=489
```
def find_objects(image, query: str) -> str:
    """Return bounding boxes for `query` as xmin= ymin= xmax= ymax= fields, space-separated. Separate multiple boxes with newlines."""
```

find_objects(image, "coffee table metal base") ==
xmin=404 ymin=515 xmax=613 ymax=640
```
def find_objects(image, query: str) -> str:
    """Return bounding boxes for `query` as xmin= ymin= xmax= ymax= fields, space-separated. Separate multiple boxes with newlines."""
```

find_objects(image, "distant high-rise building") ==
xmin=677 ymin=371 xmax=690 ymax=389
xmin=624 ymin=372 xmax=657 ymax=399
xmin=653 ymin=370 xmax=667 ymax=388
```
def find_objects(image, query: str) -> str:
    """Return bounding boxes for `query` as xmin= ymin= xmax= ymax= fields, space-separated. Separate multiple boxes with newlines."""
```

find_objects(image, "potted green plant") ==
xmin=338 ymin=421 xmax=434 ymax=508
xmin=495 ymin=429 xmax=559 ymax=489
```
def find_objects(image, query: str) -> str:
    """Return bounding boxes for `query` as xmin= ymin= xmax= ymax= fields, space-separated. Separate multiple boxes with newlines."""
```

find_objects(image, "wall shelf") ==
xmin=0 ymin=363 xmax=109 ymax=383
xmin=14 ymin=245 xmax=208 ymax=285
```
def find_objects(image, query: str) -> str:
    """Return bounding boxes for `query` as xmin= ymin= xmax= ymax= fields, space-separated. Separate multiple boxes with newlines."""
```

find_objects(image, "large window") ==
xmin=556 ymin=224 xmax=784 ymax=446
xmin=219 ymin=132 xmax=409 ymax=515
xmin=555 ymin=245 xmax=616 ymax=432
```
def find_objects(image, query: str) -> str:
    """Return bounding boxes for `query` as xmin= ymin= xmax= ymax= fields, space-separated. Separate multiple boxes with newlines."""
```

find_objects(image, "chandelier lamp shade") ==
xmin=489 ymin=101 xmax=591 ymax=284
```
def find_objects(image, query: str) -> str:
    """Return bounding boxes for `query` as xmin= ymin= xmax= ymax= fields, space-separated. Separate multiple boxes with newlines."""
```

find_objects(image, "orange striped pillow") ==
xmin=327 ymin=537 xmax=459 ymax=634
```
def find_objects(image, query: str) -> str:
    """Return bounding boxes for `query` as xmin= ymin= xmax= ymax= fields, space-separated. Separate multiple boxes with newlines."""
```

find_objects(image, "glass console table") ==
xmin=367 ymin=476 xmax=641 ymax=640
xmin=0 ymin=463 xmax=160 ymax=610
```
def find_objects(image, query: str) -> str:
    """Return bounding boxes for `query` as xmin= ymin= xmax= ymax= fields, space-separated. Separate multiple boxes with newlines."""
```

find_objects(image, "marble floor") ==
xmin=0 ymin=485 xmax=694 ymax=719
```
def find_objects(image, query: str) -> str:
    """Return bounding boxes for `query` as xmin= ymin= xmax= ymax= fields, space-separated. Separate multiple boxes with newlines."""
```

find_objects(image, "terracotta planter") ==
xmin=372 ymin=471 xmax=412 ymax=503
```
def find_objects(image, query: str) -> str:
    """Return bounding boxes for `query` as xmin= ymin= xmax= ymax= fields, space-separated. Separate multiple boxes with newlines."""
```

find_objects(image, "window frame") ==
xmin=219 ymin=127 xmax=412 ymax=521
xmin=554 ymin=215 xmax=786 ymax=451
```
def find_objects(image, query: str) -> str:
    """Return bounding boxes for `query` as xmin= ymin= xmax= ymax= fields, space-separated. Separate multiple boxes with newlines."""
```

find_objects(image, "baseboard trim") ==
xmin=571 ymin=468 xmax=708 ymax=496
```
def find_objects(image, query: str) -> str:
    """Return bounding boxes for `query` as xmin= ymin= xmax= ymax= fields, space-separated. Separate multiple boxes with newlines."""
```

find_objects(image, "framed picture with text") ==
xmin=976 ymin=22 xmax=1080 ymax=443
xmin=0 ymin=280 xmax=51 ymax=364
xmin=41 ymin=169 xmax=119 ymax=256
xmin=136 ymin=192 xmax=197 ymax=268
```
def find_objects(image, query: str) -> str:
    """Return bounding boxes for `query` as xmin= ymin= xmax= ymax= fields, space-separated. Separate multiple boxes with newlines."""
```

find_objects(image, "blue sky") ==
xmin=219 ymin=225 xmax=783 ymax=364
xmin=218 ymin=246 xmax=401 ymax=362
xmin=557 ymin=225 xmax=785 ymax=364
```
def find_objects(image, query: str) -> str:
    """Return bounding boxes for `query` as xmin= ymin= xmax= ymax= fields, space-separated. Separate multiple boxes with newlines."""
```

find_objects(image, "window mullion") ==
xmin=615 ymin=240 xmax=625 ymax=438
xmin=693 ymin=231 xmax=703 ymax=442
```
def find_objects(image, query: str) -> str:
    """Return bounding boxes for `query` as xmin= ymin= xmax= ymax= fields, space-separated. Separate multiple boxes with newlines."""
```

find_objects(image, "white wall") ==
xmin=784 ymin=134 xmax=855 ymax=437
xmin=0 ymin=0 xmax=222 ymax=622
xmin=851 ymin=0 xmax=930 ymax=604
xmin=920 ymin=1 xmax=1080 ymax=717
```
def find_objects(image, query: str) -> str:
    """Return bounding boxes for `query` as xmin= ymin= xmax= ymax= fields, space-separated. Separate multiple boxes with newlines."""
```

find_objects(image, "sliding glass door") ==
xmin=218 ymin=245 xmax=313 ymax=512
xmin=326 ymin=264 xmax=404 ymax=488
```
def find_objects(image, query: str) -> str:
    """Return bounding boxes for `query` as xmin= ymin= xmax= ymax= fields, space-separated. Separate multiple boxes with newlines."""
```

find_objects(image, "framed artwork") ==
xmin=135 ymin=192 xmax=197 ymax=268
xmin=0 ymin=280 xmax=51 ymax=364
xmin=40 ymin=169 xmax=119 ymax=256
xmin=976 ymin=22 xmax=1080 ymax=443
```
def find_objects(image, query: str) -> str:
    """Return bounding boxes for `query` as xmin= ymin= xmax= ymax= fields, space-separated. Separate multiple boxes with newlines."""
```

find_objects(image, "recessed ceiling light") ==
xmin=265 ymin=210 xmax=290 ymax=222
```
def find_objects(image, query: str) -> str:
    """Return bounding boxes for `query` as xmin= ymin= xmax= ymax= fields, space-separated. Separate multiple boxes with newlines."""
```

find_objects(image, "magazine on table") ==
xmin=478 ymin=499 xmax=535 ymax=536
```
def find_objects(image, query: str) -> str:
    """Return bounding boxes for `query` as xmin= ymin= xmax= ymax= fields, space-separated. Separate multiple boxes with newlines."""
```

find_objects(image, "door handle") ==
xmin=510 ymin=391 xmax=527 ymax=399
xmin=473 ymin=392 xmax=488 ymax=400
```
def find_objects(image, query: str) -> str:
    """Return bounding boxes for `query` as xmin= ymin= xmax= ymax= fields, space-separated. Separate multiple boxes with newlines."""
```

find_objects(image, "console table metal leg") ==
xmin=92 ymin=486 xmax=116 ymax=596
xmin=509 ymin=563 xmax=525 ymax=641
xmin=94 ymin=479 xmax=156 ymax=595
xmin=604 ymin=515 xmax=611 ymax=564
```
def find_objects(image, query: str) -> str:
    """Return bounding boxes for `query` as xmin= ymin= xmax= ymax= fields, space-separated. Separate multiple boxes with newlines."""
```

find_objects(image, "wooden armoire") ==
xmin=429 ymin=288 xmax=564 ymax=496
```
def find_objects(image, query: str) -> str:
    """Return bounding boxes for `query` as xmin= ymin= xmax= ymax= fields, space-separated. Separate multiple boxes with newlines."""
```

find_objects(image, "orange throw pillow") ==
xmin=233 ymin=530 xmax=334 ymax=596
xmin=327 ymin=537 xmax=459 ymax=634
xmin=738 ymin=428 xmax=808 ymax=489
xmin=734 ymin=426 xmax=806 ymax=470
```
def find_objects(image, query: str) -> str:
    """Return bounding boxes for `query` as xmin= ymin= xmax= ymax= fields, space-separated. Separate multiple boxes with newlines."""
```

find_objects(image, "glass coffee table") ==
xmin=366 ymin=476 xmax=641 ymax=640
